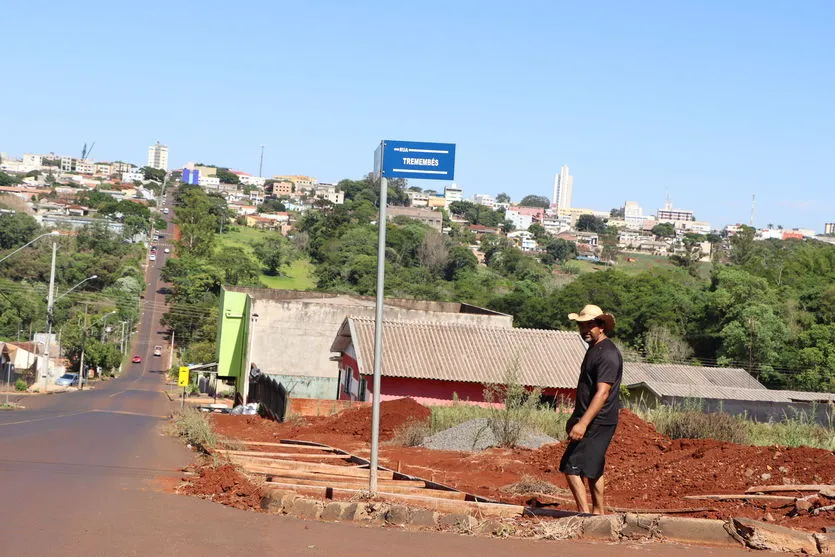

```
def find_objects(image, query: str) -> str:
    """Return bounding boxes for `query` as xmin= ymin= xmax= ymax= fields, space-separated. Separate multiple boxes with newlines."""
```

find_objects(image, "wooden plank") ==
xmin=237 ymin=440 xmax=338 ymax=451
xmin=263 ymin=478 xmax=467 ymax=500
xmin=257 ymin=469 xmax=426 ymax=487
xmin=745 ymin=484 xmax=834 ymax=494
xmin=237 ymin=460 xmax=395 ymax=479
xmin=683 ymin=494 xmax=796 ymax=502
xmin=263 ymin=483 xmax=524 ymax=518
xmin=217 ymin=449 xmax=348 ymax=460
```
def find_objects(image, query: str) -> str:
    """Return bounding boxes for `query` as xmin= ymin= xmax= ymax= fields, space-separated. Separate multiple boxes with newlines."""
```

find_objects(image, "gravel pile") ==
xmin=421 ymin=418 xmax=559 ymax=452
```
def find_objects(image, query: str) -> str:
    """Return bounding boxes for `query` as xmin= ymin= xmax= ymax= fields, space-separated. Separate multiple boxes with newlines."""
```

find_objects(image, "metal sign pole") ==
xmin=370 ymin=168 xmax=388 ymax=496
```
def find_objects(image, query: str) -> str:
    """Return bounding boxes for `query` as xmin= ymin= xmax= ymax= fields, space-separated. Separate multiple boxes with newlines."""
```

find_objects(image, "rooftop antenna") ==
xmin=749 ymin=194 xmax=756 ymax=227
xmin=259 ymin=145 xmax=265 ymax=178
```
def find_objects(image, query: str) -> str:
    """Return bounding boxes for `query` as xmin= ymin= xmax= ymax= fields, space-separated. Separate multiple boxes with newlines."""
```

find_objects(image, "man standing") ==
xmin=561 ymin=304 xmax=622 ymax=514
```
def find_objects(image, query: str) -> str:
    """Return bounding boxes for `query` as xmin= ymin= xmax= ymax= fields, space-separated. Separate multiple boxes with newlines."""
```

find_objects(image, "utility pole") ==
xmin=78 ymin=304 xmax=89 ymax=390
xmin=42 ymin=241 xmax=57 ymax=393
xmin=259 ymin=145 xmax=265 ymax=178
xmin=168 ymin=330 xmax=175 ymax=370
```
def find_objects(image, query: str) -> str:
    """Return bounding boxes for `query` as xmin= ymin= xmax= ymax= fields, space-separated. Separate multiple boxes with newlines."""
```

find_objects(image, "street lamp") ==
xmin=100 ymin=311 xmax=117 ymax=342
xmin=42 ymin=274 xmax=98 ymax=392
xmin=0 ymin=231 xmax=60 ymax=266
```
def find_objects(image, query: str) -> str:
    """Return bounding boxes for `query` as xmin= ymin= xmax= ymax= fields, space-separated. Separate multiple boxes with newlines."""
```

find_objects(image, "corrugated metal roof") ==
xmin=623 ymin=362 xmax=766 ymax=390
xmin=779 ymin=390 xmax=835 ymax=403
xmin=628 ymin=381 xmax=835 ymax=403
xmin=630 ymin=381 xmax=792 ymax=402
xmin=333 ymin=317 xmax=588 ymax=389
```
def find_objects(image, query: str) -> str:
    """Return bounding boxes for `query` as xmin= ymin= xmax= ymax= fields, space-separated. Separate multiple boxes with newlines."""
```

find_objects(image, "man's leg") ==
xmin=588 ymin=475 xmax=605 ymax=514
xmin=564 ymin=474 xmax=590 ymax=513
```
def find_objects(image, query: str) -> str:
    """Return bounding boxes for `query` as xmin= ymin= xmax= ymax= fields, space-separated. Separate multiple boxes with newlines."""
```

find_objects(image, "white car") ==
xmin=164 ymin=248 xmax=170 ymax=254
xmin=149 ymin=253 xmax=156 ymax=261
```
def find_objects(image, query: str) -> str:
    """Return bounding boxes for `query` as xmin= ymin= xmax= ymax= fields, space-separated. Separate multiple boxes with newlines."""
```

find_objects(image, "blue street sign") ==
xmin=376 ymin=140 xmax=455 ymax=181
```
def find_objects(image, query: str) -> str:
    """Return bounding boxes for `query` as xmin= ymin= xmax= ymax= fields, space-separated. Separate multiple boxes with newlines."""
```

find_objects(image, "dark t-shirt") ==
xmin=571 ymin=338 xmax=623 ymax=426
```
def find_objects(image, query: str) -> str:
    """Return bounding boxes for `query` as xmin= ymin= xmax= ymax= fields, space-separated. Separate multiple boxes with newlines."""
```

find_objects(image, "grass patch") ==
xmin=650 ymin=406 xmax=749 ymax=444
xmin=429 ymin=401 xmax=571 ymax=441
xmin=632 ymin=400 xmax=835 ymax=450
xmin=171 ymin=406 xmax=218 ymax=451
xmin=390 ymin=418 xmax=432 ymax=447
xmin=258 ymin=258 xmax=315 ymax=290
xmin=216 ymin=227 xmax=315 ymax=290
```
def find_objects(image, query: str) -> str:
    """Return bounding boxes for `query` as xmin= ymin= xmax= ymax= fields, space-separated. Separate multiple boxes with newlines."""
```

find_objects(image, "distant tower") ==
xmin=147 ymin=141 xmax=169 ymax=171
xmin=749 ymin=194 xmax=756 ymax=227
xmin=552 ymin=165 xmax=573 ymax=209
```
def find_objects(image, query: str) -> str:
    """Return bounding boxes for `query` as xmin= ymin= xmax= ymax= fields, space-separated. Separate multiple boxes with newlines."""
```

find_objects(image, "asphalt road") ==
xmin=0 ymin=196 xmax=754 ymax=557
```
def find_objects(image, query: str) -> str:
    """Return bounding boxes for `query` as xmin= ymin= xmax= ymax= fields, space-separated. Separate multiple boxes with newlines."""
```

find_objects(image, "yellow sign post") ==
xmin=178 ymin=366 xmax=190 ymax=387
xmin=178 ymin=366 xmax=190 ymax=408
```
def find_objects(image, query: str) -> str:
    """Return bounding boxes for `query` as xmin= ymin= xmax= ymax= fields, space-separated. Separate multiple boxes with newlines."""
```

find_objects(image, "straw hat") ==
xmin=567 ymin=304 xmax=616 ymax=334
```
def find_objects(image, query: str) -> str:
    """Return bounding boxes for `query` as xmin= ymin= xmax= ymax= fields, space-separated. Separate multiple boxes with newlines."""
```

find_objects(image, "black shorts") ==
xmin=559 ymin=423 xmax=617 ymax=479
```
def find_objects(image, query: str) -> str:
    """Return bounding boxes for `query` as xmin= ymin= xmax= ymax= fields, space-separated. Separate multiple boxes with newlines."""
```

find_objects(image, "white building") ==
xmin=406 ymin=191 xmax=429 ymax=207
xmin=472 ymin=193 xmax=495 ymax=208
xmin=75 ymin=160 xmax=94 ymax=174
xmin=444 ymin=183 xmax=463 ymax=207
xmin=314 ymin=183 xmax=344 ymax=205
xmin=199 ymin=176 xmax=221 ymax=189
xmin=505 ymin=209 xmax=533 ymax=231
xmin=657 ymin=197 xmax=695 ymax=223
xmin=95 ymin=163 xmax=113 ymax=176
xmin=147 ymin=141 xmax=169 ymax=171
xmin=22 ymin=153 xmax=43 ymax=169
xmin=238 ymin=174 xmax=266 ymax=187
xmin=552 ymin=165 xmax=573 ymax=210
xmin=60 ymin=156 xmax=74 ymax=172
xmin=623 ymin=201 xmax=644 ymax=230
xmin=122 ymin=170 xmax=145 ymax=183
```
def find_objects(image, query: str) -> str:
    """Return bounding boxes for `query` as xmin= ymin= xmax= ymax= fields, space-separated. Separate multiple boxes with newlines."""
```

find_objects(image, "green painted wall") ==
xmin=216 ymin=289 xmax=250 ymax=390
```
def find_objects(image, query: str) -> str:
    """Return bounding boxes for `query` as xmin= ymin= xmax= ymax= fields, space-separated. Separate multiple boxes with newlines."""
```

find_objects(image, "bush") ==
xmin=653 ymin=408 xmax=749 ymax=444
xmin=15 ymin=379 xmax=27 ymax=392
xmin=391 ymin=418 xmax=431 ymax=447
xmin=171 ymin=406 xmax=217 ymax=450
xmin=483 ymin=355 xmax=543 ymax=448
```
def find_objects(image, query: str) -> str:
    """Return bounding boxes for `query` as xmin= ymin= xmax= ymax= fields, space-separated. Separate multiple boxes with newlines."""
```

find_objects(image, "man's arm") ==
xmin=568 ymin=382 xmax=611 ymax=441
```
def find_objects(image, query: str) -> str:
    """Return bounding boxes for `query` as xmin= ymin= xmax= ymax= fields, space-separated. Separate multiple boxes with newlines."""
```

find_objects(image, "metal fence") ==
xmin=248 ymin=374 xmax=288 ymax=422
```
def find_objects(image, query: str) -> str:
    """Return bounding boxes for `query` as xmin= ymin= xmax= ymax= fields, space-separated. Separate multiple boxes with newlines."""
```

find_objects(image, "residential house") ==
xmin=329 ymin=317 xmax=586 ymax=406
xmin=214 ymin=287 xmax=513 ymax=402
xmin=386 ymin=206 xmax=443 ymax=232
xmin=244 ymin=215 xmax=279 ymax=230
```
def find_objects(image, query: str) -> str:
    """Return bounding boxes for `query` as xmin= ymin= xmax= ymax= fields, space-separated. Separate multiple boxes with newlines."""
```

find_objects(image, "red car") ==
xmin=131 ymin=355 xmax=142 ymax=364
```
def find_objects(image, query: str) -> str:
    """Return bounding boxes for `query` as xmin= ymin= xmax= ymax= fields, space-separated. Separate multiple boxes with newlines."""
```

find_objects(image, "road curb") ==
xmin=260 ymin=487 xmax=830 ymax=552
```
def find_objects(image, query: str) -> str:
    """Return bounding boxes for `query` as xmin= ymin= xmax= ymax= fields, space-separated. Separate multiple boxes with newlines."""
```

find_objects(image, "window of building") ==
xmin=358 ymin=377 xmax=367 ymax=401
xmin=344 ymin=367 xmax=352 ymax=394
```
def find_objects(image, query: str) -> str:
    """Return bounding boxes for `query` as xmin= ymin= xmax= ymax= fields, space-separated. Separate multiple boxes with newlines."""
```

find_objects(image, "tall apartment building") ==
xmin=657 ymin=198 xmax=695 ymax=223
xmin=825 ymin=223 xmax=835 ymax=235
xmin=147 ymin=141 xmax=169 ymax=171
xmin=552 ymin=165 xmax=573 ymax=210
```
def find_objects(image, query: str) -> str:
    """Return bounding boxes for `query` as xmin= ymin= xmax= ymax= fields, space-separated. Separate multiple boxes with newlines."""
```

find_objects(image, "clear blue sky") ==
xmin=2 ymin=1 xmax=833 ymax=231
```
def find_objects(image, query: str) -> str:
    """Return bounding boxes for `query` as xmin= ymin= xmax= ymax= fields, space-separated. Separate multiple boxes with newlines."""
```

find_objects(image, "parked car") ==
xmin=153 ymin=345 xmax=162 ymax=357
xmin=163 ymin=248 xmax=170 ymax=253
xmin=149 ymin=253 xmax=156 ymax=261
xmin=163 ymin=208 xmax=169 ymax=214
xmin=131 ymin=355 xmax=142 ymax=364
xmin=55 ymin=373 xmax=84 ymax=387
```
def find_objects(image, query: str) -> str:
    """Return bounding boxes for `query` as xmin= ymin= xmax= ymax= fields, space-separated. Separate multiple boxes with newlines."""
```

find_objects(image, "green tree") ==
xmin=729 ymin=225 xmax=756 ymax=266
xmin=576 ymin=214 xmax=607 ymax=234
xmin=141 ymin=166 xmax=166 ymax=182
xmin=258 ymin=198 xmax=287 ymax=213
xmin=610 ymin=207 xmax=625 ymax=218
xmin=527 ymin=223 xmax=547 ymax=241
xmin=518 ymin=195 xmax=550 ymax=208
xmin=174 ymin=189 xmax=217 ymax=257
xmin=253 ymin=233 xmax=291 ymax=275
xmin=215 ymin=168 xmax=240 ymax=185
xmin=718 ymin=303 xmax=788 ymax=379
xmin=651 ymin=222 xmax=676 ymax=238
xmin=0 ymin=171 xmax=22 ymax=187
xmin=211 ymin=247 xmax=261 ymax=285
xmin=496 ymin=192 xmax=511 ymax=203
xmin=0 ymin=212 xmax=40 ymax=249
xmin=541 ymin=238 xmax=577 ymax=264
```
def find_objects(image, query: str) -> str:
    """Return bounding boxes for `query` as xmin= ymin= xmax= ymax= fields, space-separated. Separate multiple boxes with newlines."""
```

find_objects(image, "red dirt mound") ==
xmin=304 ymin=397 xmax=431 ymax=441
xmin=180 ymin=464 xmax=263 ymax=510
